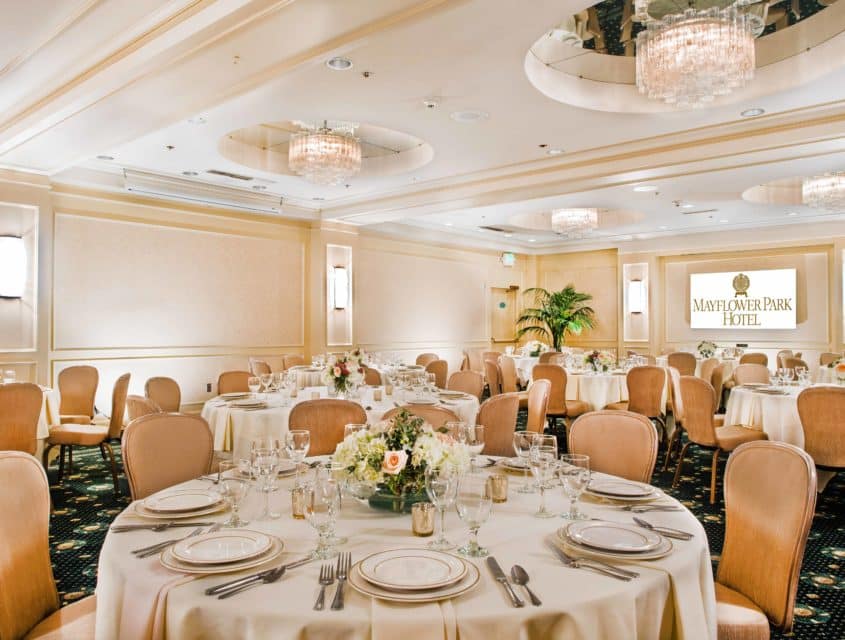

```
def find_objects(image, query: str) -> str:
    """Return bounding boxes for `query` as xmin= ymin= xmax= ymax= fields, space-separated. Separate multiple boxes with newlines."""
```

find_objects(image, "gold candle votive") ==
xmin=488 ymin=473 xmax=508 ymax=503
xmin=411 ymin=502 xmax=435 ymax=537
xmin=290 ymin=386 xmax=298 ymax=398
xmin=385 ymin=384 xmax=394 ymax=396
xmin=373 ymin=389 xmax=383 ymax=402
xmin=291 ymin=484 xmax=307 ymax=520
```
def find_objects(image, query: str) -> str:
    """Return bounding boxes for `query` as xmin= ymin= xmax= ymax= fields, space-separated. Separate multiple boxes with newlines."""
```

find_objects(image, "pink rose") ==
xmin=334 ymin=366 xmax=342 ymax=377
xmin=382 ymin=450 xmax=408 ymax=475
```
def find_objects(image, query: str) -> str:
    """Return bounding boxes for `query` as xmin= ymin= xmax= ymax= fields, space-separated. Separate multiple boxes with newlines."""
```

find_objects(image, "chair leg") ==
xmin=57 ymin=445 xmax=66 ymax=480
xmin=101 ymin=442 xmax=120 ymax=496
xmin=42 ymin=443 xmax=55 ymax=470
xmin=67 ymin=446 xmax=74 ymax=474
xmin=672 ymin=442 xmax=692 ymax=488
xmin=99 ymin=444 xmax=108 ymax=461
xmin=709 ymin=448 xmax=721 ymax=504
xmin=663 ymin=428 xmax=679 ymax=472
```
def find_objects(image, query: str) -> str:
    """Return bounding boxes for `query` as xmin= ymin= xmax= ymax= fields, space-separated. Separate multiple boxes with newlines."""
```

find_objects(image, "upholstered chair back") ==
xmin=525 ymin=379 xmax=551 ymax=433
xmin=0 ymin=383 xmax=43 ymax=455
xmin=796 ymin=386 xmax=845 ymax=469
xmin=532 ymin=364 xmax=568 ymax=416
xmin=819 ymin=352 xmax=840 ymax=366
xmin=666 ymin=352 xmax=696 ymax=376
xmin=106 ymin=373 xmax=131 ymax=440
xmin=425 ymin=360 xmax=447 ymax=388
xmin=783 ymin=357 xmax=808 ymax=371
xmin=568 ymin=411 xmax=658 ymax=483
xmin=775 ymin=350 xmax=793 ymax=369
xmin=415 ymin=353 xmax=439 ymax=367
xmin=126 ymin=395 xmax=161 ymax=422
xmin=382 ymin=405 xmax=460 ymax=430
xmin=477 ymin=393 xmax=520 ymax=457
xmin=249 ymin=359 xmax=272 ymax=376
xmin=144 ymin=376 xmax=181 ymax=413
xmin=289 ymin=400 xmax=367 ymax=456
xmin=667 ymin=367 xmax=684 ymax=425
xmin=740 ymin=352 xmax=769 ymax=367
xmin=498 ymin=357 xmax=519 ymax=393
xmin=363 ymin=366 xmax=382 ymax=386
xmin=732 ymin=364 xmax=770 ymax=386
xmin=698 ymin=358 xmax=719 ymax=384
xmin=282 ymin=354 xmax=306 ymax=370
xmin=446 ymin=371 xmax=484 ymax=400
xmin=481 ymin=351 xmax=502 ymax=364
xmin=58 ymin=365 xmax=98 ymax=422
xmin=484 ymin=360 xmax=502 ymax=396
xmin=217 ymin=370 xmax=252 ymax=395
xmin=538 ymin=352 xmax=557 ymax=364
xmin=679 ymin=376 xmax=719 ymax=447
xmin=625 ymin=366 xmax=666 ymax=418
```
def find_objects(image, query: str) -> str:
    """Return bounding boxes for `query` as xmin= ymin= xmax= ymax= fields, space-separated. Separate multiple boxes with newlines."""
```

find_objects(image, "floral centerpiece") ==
xmin=321 ymin=353 xmax=364 ymax=395
xmin=333 ymin=409 xmax=469 ymax=512
xmin=698 ymin=340 xmax=718 ymax=359
xmin=349 ymin=347 xmax=367 ymax=367
xmin=585 ymin=350 xmax=615 ymax=372
xmin=525 ymin=340 xmax=550 ymax=357
xmin=835 ymin=362 xmax=845 ymax=383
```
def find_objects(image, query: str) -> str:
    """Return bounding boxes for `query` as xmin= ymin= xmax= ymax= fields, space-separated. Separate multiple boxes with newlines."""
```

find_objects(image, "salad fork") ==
xmin=330 ymin=552 xmax=352 ymax=610
xmin=313 ymin=564 xmax=335 ymax=610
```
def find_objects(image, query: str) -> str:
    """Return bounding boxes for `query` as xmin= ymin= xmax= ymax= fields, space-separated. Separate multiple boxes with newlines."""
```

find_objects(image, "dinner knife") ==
xmin=204 ymin=556 xmax=313 ymax=595
xmin=486 ymin=557 xmax=525 ymax=607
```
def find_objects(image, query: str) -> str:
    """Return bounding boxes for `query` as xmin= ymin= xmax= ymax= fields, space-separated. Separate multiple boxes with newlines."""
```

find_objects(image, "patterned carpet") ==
xmin=45 ymin=417 xmax=844 ymax=638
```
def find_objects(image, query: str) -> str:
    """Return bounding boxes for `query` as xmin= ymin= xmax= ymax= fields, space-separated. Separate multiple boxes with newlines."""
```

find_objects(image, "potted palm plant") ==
xmin=515 ymin=286 xmax=596 ymax=351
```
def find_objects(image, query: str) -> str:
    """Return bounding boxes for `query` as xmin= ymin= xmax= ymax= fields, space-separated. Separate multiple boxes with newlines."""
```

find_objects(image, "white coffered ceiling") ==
xmin=2 ymin=0 xmax=845 ymax=253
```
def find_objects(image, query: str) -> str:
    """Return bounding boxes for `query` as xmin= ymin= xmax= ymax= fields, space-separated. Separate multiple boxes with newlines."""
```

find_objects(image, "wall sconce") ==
xmin=628 ymin=279 xmax=646 ymax=314
xmin=0 ymin=236 xmax=26 ymax=299
xmin=332 ymin=266 xmax=349 ymax=310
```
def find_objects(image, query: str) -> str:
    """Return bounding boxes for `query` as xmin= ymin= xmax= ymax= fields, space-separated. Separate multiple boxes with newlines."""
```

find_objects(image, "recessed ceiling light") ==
xmin=787 ymin=211 xmax=799 ymax=216
xmin=444 ymin=222 xmax=453 ymax=226
xmin=720 ymin=219 xmax=729 ymax=223
xmin=312 ymin=197 xmax=325 ymax=201
xmin=528 ymin=238 xmax=536 ymax=242
xmin=680 ymin=203 xmax=695 ymax=209
xmin=547 ymin=148 xmax=564 ymax=156
xmin=450 ymin=110 xmax=489 ymax=123
xmin=182 ymin=171 xmax=198 ymax=176
xmin=96 ymin=154 xmax=114 ymax=161
xmin=252 ymin=185 xmax=267 ymax=191
xmin=326 ymin=56 xmax=353 ymax=71
xmin=741 ymin=108 xmax=765 ymax=117
xmin=619 ymin=235 xmax=634 ymax=241
xmin=633 ymin=184 xmax=658 ymax=192
xmin=187 ymin=116 xmax=207 ymax=125
xmin=504 ymin=233 xmax=513 ymax=238
xmin=658 ymin=225 xmax=668 ymax=230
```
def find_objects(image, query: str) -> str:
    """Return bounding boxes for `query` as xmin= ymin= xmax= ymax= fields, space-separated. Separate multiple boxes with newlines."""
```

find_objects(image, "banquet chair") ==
xmin=126 ymin=395 xmax=161 ymax=422
xmin=524 ymin=379 xmax=551 ymax=434
xmin=0 ymin=382 xmax=43 ymax=454
xmin=476 ymin=392 xmax=519 ymax=457
xmin=382 ymin=405 xmax=460 ymax=430
xmin=538 ymin=352 xmax=557 ymax=364
xmin=57 ymin=365 xmax=98 ymax=425
xmin=289 ymin=400 xmax=367 ymax=456
xmin=711 ymin=363 xmax=729 ymax=412
xmin=775 ymin=349 xmax=793 ymax=369
xmin=217 ymin=370 xmax=252 ymax=395
xmin=819 ymin=352 xmax=840 ymax=366
xmin=447 ymin=371 xmax=484 ymax=400
xmin=715 ymin=441 xmax=816 ymax=639
xmin=796 ymin=386 xmax=845 ymax=472
xmin=282 ymin=354 xmax=306 ymax=370
xmin=569 ymin=411 xmax=658 ymax=483
xmin=123 ymin=413 xmax=213 ymax=500
xmin=144 ymin=376 xmax=181 ymax=412
xmin=362 ymin=366 xmax=382 ymax=386
xmin=732 ymin=364 xmax=770 ymax=386
xmin=674 ymin=376 xmax=767 ymax=503
xmin=740 ymin=352 xmax=769 ymax=367
xmin=499 ymin=356 xmax=520 ymax=393
xmin=249 ymin=359 xmax=272 ymax=376
xmin=43 ymin=373 xmax=129 ymax=495
xmin=482 ymin=350 xmax=502 ymax=364
xmin=699 ymin=357 xmax=719 ymax=383
xmin=416 ymin=353 xmax=439 ymax=367
xmin=783 ymin=356 xmax=808 ymax=371
xmin=605 ymin=365 xmax=667 ymax=441
xmin=532 ymin=364 xmax=589 ymax=434
xmin=667 ymin=352 xmax=696 ymax=376
xmin=425 ymin=359 xmax=448 ymax=388
xmin=461 ymin=348 xmax=485 ymax=375
xmin=663 ymin=367 xmax=685 ymax=471
xmin=0 ymin=451 xmax=97 ymax=640
xmin=484 ymin=360 xmax=502 ymax=396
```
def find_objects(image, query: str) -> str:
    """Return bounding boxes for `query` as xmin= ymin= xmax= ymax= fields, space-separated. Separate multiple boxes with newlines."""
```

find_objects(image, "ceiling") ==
xmin=2 ymin=0 xmax=845 ymax=254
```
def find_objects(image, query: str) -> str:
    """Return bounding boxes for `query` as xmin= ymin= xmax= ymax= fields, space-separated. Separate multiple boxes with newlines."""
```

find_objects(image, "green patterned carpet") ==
xmin=45 ymin=418 xmax=844 ymax=638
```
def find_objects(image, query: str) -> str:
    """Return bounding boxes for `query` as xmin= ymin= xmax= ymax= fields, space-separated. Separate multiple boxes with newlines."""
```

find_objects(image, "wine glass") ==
xmin=425 ymin=465 xmax=459 ymax=551
xmin=782 ymin=368 xmax=794 ymax=385
xmin=445 ymin=421 xmax=467 ymax=442
xmin=247 ymin=376 xmax=261 ymax=397
xmin=512 ymin=432 xmax=536 ymax=493
xmin=455 ymin=472 xmax=493 ymax=558
xmin=306 ymin=478 xmax=341 ymax=559
xmin=344 ymin=423 xmax=367 ymax=438
xmin=259 ymin=373 xmax=273 ymax=394
xmin=218 ymin=460 xmax=251 ymax=527
xmin=285 ymin=430 xmax=311 ymax=485
xmin=462 ymin=424 xmax=486 ymax=469
xmin=559 ymin=454 xmax=590 ymax=520
xmin=529 ymin=443 xmax=558 ymax=518
xmin=252 ymin=447 xmax=280 ymax=519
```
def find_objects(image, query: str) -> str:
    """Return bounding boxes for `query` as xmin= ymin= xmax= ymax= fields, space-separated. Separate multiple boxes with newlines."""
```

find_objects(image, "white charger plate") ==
xmin=348 ymin=559 xmax=479 ymax=603
xmin=557 ymin=527 xmax=673 ymax=561
xmin=142 ymin=490 xmax=222 ymax=513
xmin=359 ymin=549 xmax=467 ymax=591
xmin=172 ymin=529 xmax=272 ymax=565
xmin=500 ymin=457 xmax=528 ymax=470
xmin=588 ymin=479 xmax=655 ymax=498
xmin=160 ymin=536 xmax=284 ymax=575
xmin=219 ymin=392 xmax=250 ymax=399
xmin=407 ymin=399 xmax=437 ymax=406
xmin=584 ymin=486 xmax=666 ymax=504
xmin=567 ymin=520 xmax=662 ymax=553
xmin=132 ymin=500 xmax=227 ymax=520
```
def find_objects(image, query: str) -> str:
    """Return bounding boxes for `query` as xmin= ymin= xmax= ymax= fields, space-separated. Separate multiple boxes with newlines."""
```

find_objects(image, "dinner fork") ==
xmin=134 ymin=524 xmax=220 ymax=558
xmin=313 ymin=564 xmax=335 ymax=610
xmin=217 ymin=565 xmax=287 ymax=599
xmin=617 ymin=504 xmax=682 ymax=513
xmin=330 ymin=552 xmax=352 ymax=610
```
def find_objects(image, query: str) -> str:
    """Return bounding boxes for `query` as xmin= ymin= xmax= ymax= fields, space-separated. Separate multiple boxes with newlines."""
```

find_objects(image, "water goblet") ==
xmin=425 ymin=465 xmax=459 ymax=551
xmin=252 ymin=447 xmax=280 ymax=519
xmin=306 ymin=478 xmax=341 ymax=559
xmin=344 ymin=423 xmax=367 ymax=438
xmin=512 ymin=432 xmax=536 ymax=493
xmin=528 ymin=444 xmax=558 ymax=518
xmin=218 ymin=460 xmax=251 ymax=527
xmin=445 ymin=421 xmax=467 ymax=442
xmin=462 ymin=424 xmax=485 ymax=469
xmin=259 ymin=373 xmax=273 ymax=395
xmin=559 ymin=454 xmax=590 ymax=520
xmin=247 ymin=376 xmax=261 ymax=397
xmin=285 ymin=430 xmax=311 ymax=485
xmin=455 ymin=472 xmax=493 ymax=558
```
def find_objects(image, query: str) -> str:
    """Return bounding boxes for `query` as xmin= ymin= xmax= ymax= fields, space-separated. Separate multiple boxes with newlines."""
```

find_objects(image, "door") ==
xmin=491 ymin=287 xmax=518 ymax=343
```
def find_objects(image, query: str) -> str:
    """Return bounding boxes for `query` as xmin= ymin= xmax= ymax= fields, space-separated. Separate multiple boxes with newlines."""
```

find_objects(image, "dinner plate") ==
xmin=557 ymin=527 xmax=673 ymax=561
xmin=407 ymin=399 xmax=437 ymax=406
xmin=219 ymin=392 xmax=251 ymax=399
xmin=567 ymin=520 xmax=662 ymax=553
xmin=348 ymin=559 xmax=479 ymax=603
xmin=500 ymin=457 xmax=528 ymax=470
xmin=230 ymin=399 xmax=266 ymax=408
xmin=583 ymin=485 xmax=666 ymax=503
xmin=438 ymin=391 xmax=467 ymax=399
xmin=160 ymin=536 xmax=284 ymax=574
xmin=172 ymin=529 xmax=272 ymax=565
xmin=588 ymin=479 xmax=655 ymax=498
xmin=132 ymin=500 xmax=227 ymax=520
xmin=359 ymin=549 xmax=467 ymax=591
xmin=142 ymin=490 xmax=222 ymax=513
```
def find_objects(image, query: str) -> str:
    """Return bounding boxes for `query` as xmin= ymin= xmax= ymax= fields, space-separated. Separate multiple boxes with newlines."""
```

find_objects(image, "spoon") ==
xmin=510 ymin=565 xmax=542 ymax=606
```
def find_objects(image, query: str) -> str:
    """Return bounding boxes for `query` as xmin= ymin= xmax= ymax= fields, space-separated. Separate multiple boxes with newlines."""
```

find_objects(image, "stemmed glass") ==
xmin=462 ymin=424 xmax=486 ymax=470
xmin=529 ymin=442 xmax=558 ymax=518
xmin=247 ymin=376 xmax=261 ymax=397
xmin=559 ymin=454 xmax=590 ymax=520
xmin=252 ymin=447 xmax=280 ymax=519
xmin=344 ymin=423 xmax=367 ymax=438
xmin=425 ymin=465 xmax=459 ymax=551
xmin=305 ymin=477 xmax=341 ymax=559
xmin=218 ymin=460 xmax=251 ymax=528
xmin=445 ymin=421 xmax=467 ymax=442
xmin=512 ymin=432 xmax=536 ymax=493
xmin=285 ymin=430 xmax=311 ymax=485
xmin=259 ymin=373 xmax=273 ymax=396
xmin=782 ymin=368 xmax=794 ymax=385
xmin=455 ymin=472 xmax=493 ymax=558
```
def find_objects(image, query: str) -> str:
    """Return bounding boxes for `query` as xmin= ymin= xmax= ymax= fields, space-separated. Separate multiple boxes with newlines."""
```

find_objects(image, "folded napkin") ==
xmin=371 ymin=598 xmax=457 ymax=640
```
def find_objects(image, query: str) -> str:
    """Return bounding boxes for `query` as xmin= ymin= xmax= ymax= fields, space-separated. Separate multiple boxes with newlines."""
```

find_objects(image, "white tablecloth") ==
xmin=38 ymin=386 xmax=60 ymax=440
xmin=95 ymin=467 xmax=716 ymax=640
xmin=816 ymin=367 xmax=839 ymax=384
xmin=201 ymin=387 xmax=480 ymax=461
xmin=656 ymin=357 xmax=738 ymax=380
xmin=565 ymin=372 xmax=668 ymax=414
xmin=501 ymin=355 xmax=539 ymax=386
xmin=286 ymin=367 xmax=324 ymax=389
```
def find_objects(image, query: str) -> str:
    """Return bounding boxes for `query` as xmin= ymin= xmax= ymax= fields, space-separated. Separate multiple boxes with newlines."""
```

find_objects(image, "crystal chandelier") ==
xmin=636 ymin=5 xmax=756 ymax=108
xmin=802 ymin=172 xmax=845 ymax=211
xmin=288 ymin=121 xmax=362 ymax=185
xmin=550 ymin=208 xmax=599 ymax=238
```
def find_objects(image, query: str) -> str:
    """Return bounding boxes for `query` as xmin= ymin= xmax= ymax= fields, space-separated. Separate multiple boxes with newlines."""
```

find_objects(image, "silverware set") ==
xmin=330 ymin=552 xmax=351 ymax=610
xmin=313 ymin=564 xmax=334 ymax=610
xmin=510 ymin=565 xmax=541 ymax=606
xmin=616 ymin=504 xmax=682 ymax=513
xmin=132 ymin=523 xmax=221 ymax=558
xmin=486 ymin=557 xmax=525 ymax=607
xmin=204 ymin=556 xmax=313 ymax=598
xmin=633 ymin=516 xmax=693 ymax=540
xmin=547 ymin=541 xmax=639 ymax=581
xmin=110 ymin=521 xmax=216 ymax=533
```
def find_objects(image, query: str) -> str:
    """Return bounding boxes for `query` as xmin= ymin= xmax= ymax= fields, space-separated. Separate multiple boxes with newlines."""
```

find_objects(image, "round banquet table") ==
xmin=655 ymin=356 xmax=738 ymax=380
xmin=94 ymin=464 xmax=716 ymax=639
xmin=565 ymin=371 xmax=668 ymax=414
xmin=501 ymin=354 xmax=539 ymax=386
xmin=286 ymin=366 xmax=325 ymax=388
xmin=816 ymin=367 xmax=839 ymax=384
xmin=201 ymin=387 xmax=480 ymax=461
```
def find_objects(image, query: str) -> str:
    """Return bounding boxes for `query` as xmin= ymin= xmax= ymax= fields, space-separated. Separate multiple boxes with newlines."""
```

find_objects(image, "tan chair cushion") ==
xmin=714 ymin=582 xmax=770 ymax=640
xmin=604 ymin=401 xmax=628 ymax=411
xmin=25 ymin=595 xmax=96 ymax=640
xmin=565 ymin=399 xmax=590 ymax=418
xmin=58 ymin=415 xmax=93 ymax=425
xmin=47 ymin=424 xmax=108 ymax=447
xmin=715 ymin=425 xmax=768 ymax=452
xmin=714 ymin=415 xmax=725 ymax=427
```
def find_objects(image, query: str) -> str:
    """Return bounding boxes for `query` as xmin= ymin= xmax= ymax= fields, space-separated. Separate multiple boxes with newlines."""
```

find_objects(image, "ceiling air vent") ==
xmin=206 ymin=169 xmax=254 ymax=181
xmin=479 ymin=225 xmax=508 ymax=233
xmin=680 ymin=209 xmax=718 ymax=215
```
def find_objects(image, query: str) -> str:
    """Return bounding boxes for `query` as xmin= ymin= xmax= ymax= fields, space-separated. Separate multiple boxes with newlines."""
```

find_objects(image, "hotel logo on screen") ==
xmin=690 ymin=268 xmax=796 ymax=329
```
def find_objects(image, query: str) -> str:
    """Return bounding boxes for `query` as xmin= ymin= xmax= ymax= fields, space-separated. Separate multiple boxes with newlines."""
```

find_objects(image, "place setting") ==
xmin=131 ymin=487 xmax=229 ymax=520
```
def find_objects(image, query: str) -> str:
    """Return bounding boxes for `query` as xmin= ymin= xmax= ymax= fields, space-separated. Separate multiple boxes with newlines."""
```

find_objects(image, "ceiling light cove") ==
xmin=326 ymin=56 xmax=353 ymax=71
xmin=449 ymin=110 xmax=489 ymax=123
xmin=633 ymin=184 xmax=658 ymax=192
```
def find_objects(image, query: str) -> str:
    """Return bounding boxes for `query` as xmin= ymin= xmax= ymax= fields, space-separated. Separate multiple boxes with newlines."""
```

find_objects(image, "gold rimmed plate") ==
xmin=348 ymin=559 xmax=479 ymax=603
xmin=358 ymin=549 xmax=467 ymax=591
xmin=160 ymin=536 xmax=284 ymax=575
xmin=558 ymin=525 xmax=673 ymax=561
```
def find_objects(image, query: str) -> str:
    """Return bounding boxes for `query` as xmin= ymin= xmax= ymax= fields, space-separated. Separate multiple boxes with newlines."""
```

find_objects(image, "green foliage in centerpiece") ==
xmin=516 ymin=286 xmax=596 ymax=351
